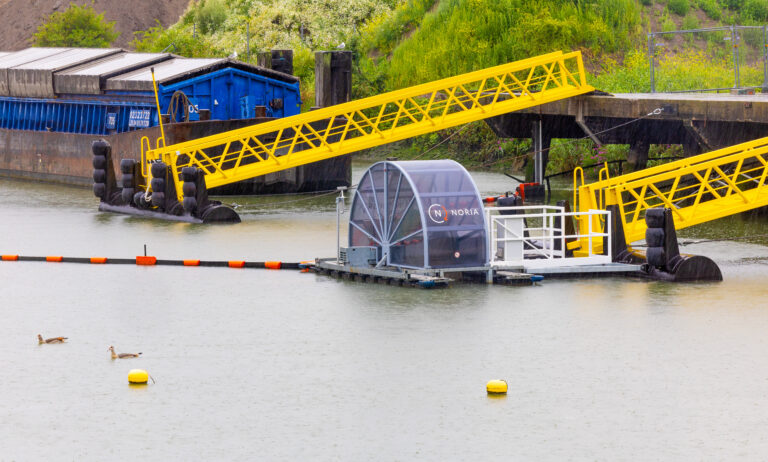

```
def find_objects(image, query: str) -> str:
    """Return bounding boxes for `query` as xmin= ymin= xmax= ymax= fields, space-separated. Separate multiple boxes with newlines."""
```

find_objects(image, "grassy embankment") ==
xmin=133 ymin=0 xmax=768 ymax=177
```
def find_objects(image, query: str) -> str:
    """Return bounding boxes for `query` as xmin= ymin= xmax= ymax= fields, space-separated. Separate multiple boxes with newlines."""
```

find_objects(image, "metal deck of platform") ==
xmin=313 ymin=258 xmax=644 ymax=288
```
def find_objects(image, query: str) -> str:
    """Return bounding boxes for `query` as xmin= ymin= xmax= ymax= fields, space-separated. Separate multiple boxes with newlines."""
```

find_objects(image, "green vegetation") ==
xmin=132 ymin=0 xmax=393 ymax=109
xmin=696 ymin=0 xmax=722 ymax=20
xmin=33 ymin=2 xmax=119 ymax=47
xmin=196 ymin=0 xmax=228 ymax=35
xmin=681 ymin=12 xmax=699 ymax=31
xmin=357 ymin=0 xmax=642 ymax=91
xmin=668 ymin=0 xmax=690 ymax=16
xmin=131 ymin=0 xmax=768 ymax=175
xmin=744 ymin=0 xmax=768 ymax=21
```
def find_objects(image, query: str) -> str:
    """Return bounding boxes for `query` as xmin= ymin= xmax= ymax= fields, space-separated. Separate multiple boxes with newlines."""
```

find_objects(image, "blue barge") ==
xmin=0 ymin=47 xmax=349 ymax=194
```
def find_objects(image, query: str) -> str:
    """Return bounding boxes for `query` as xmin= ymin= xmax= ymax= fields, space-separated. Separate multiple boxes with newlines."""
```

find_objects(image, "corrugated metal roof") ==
xmin=0 ymin=48 xmax=299 ymax=98
xmin=0 ymin=48 xmax=71 ymax=96
xmin=55 ymin=52 xmax=172 ymax=95
xmin=0 ymin=47 xmax=71 ymax=70
xmin=105 ymin=57 xmax=300 ymax=92
xmin=106 ymin=58 xmax=226 ymax=92
xmin=8 ymin=48 xmax=123 ymax=98
xmin=11 ymin=48 xmax=121 ymax=71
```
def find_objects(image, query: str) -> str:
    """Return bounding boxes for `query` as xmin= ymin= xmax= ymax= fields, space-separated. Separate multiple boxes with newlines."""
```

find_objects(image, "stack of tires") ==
xmin=120 ymin=159 xmax=136 ymax=205
xmin=91 ymin=140 xmax=110 ymax=201
xmin=149 ymin=162 xmax=167 ymax=209
xmin=181 ymin=167 xmax=198 ymax=214
xmin=645 ymin=208 xmax=667 ymax=269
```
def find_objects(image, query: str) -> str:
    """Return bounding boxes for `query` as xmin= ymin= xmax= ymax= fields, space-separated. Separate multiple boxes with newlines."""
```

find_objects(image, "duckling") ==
xmin=109 ymin=346 xmax=142 ymax=359
xmin=38 ymin=334 xmax=67 ymax=344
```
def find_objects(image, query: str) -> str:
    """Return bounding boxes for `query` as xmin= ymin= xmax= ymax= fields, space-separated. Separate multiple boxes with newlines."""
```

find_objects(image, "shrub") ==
xmin=131 ymin=21 xmax=211 ymax=57
xmin=697 ymin=0 xmax=722 ymax=20
xmin=681 ymin=12 xmax=699 ymax=30
xmin=196 ymin=0 xmax=227 ymax=35
xmin=743 ymin=0 xmax=768 ymax=21
xmin=668 ymin=0 xmax=689 ymax=15
xmin=33 ymin=2 xmax=119 ymax=47
xmin=720 ymin=0 xmax=741 ymax=9
xmin=661 ymin=16 xmax=677 ymax=32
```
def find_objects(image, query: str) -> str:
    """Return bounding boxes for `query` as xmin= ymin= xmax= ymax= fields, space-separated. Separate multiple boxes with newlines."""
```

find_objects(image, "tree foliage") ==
xmin=132 ymin=21 xmax=210 ymax=57
xmin=33 ymin=2 xmax=119 ymax=47
xmin=196 ymin=0 xmax=228 ymax=35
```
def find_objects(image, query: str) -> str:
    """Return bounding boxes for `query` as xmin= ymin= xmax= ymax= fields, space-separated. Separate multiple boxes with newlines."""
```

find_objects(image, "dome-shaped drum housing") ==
xmin=348 ymin=160 xmax=488 ymax=269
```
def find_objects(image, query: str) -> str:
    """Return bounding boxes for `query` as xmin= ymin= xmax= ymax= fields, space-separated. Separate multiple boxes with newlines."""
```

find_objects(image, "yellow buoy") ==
xmin=486 ymin=379 xmax=508 ymax=395
xmin=128 ymin=369 xmax=149 ymax=384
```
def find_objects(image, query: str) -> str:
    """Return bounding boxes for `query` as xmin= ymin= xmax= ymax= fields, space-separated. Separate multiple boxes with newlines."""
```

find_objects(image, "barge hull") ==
xmin=0 ymin=118 xmax=351 ymax=193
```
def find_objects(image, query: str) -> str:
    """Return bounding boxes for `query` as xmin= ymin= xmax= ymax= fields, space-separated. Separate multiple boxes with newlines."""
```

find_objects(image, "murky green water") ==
xmin=2 ymin=162 xmax=768 ymax=460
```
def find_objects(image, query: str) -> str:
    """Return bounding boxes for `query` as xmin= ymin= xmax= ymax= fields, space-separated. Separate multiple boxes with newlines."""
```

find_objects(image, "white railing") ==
xmin=485 ymin=205 xmax=612 ymax=269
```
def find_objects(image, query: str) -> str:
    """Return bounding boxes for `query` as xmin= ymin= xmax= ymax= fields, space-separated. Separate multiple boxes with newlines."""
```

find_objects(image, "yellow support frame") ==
xmin=577 ymin=136 xmax=768 ymax=244
xmin=142 ymin=51 xmax=594 ymax=200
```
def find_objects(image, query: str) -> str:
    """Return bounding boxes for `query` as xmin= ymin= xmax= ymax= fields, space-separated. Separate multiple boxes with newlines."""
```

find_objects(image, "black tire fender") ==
xmin=183 ymin=196 xmax=197 ymax=213
xmin=646 ymin=247 xmax=666 ymax=268
xmin=181 ymin=167 xmax=198 ymax=182
xmin=645 ymin=228 xmax=665 ymax=247
xmin=151 ymin=192 xmax=165 ymax=208
xmin=93 ymin=182 xmax=106 ymax=199
xmin=150 ymin=162 xmax=167 ymax=179
xmin=150 ymin=177 xmax=165 ymax=192
xmin=182 ymin=182 xmax=196 ymax=197
xmin=92 ymin=155 xmax=107 ymax=170
xmin=645 ymin=208 xmax=665 ymax=228
xmin=92 ymin=169 xmax=106 ymax=184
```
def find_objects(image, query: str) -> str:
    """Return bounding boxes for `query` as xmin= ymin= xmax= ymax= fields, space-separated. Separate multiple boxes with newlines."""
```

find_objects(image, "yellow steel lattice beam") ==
xmin=577 ymin=137 xmax=768 ymax=244
xmin=143 ymin=51 xmax=594 ymax=199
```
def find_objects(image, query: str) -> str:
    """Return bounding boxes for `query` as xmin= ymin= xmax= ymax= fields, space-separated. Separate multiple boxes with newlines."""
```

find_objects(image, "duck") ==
xmin=109 ymin=346 xmax=142 ymax=359
xmin=38 ymin=334 xmax=67 ymax=344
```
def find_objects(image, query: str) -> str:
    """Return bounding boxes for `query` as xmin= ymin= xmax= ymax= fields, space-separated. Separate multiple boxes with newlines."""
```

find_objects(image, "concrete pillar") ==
xmin=626 ymin=140 xmax=650 ymax=171
xmin=314 ymin=51 xmax=352 ymax=108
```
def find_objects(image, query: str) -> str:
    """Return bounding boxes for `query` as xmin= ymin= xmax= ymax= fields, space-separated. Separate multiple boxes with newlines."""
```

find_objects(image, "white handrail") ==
xmin=485 ymin=206 xmax=612 ymax=268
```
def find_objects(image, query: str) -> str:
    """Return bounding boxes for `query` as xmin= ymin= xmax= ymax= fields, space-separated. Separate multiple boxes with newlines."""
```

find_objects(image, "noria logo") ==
xmin=428 ymin=204 xmax=448 ymax=223
xmin=428 ymin=203 xmax=480 ymax=224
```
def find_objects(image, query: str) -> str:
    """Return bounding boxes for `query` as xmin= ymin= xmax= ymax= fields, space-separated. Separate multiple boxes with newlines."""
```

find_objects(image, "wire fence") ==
xmin=649 ymin=25 xmax=768 ymax=93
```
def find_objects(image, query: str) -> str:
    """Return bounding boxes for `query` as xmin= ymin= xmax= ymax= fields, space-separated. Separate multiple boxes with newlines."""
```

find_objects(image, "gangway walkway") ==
xmin=575 ymin=136 xmax=768 ymax=244
xmin=142 ymin=51 xmax=594 ymax=199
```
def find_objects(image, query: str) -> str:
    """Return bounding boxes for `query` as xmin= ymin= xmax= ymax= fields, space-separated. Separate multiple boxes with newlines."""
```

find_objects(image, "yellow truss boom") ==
xmin=142 ymin=51 xmax=594 ymax=199
xmin=577 ymin=136 xmax=768 ymax=244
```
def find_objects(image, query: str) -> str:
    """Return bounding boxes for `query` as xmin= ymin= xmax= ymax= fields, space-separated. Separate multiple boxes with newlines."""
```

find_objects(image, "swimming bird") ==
xmin=109 ymin=346 xmax=142 ymax=359
xmin=38 ymin=334 xmax=67 ymax=344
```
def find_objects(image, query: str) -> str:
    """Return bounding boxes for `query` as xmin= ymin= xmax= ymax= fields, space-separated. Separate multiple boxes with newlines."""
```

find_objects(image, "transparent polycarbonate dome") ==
xmin=348 ymin=160 xmax=488 ymax=269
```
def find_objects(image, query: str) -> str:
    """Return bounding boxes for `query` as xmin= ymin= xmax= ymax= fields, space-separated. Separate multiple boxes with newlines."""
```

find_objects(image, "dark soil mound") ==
xmin=0 ymin=0 xmax=190 ymax=50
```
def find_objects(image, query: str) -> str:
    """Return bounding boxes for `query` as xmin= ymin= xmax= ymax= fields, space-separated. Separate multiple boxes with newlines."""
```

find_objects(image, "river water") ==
xmin=1 ymin=162 xmax=768 ymax=460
